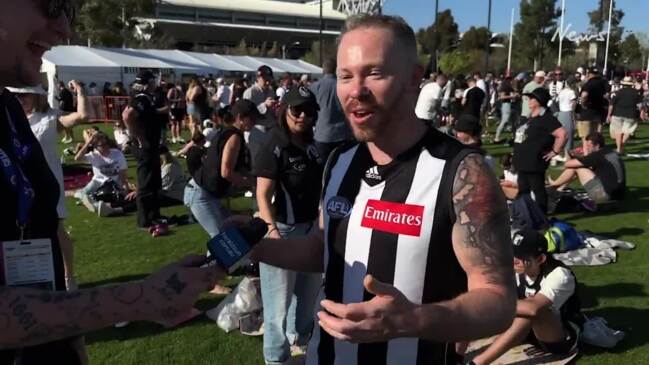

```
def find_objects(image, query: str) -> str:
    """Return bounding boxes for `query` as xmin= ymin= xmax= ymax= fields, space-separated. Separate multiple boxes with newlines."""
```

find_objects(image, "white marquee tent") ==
xmin=41 ymin=46 xmax=323 ymax=104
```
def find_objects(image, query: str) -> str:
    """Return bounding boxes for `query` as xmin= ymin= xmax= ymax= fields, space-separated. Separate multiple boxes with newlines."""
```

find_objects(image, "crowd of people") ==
xmin=0 ymin=1 xmax=646 ymax=364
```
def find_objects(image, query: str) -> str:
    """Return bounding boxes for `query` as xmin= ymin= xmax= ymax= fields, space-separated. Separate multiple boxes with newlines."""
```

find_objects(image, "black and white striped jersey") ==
xmin=307 ymin=127 xmax=476 ymax=365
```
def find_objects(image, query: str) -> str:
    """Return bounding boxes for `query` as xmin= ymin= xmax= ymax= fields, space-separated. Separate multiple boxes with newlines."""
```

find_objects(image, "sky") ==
xmin=383 ymin=0 xmax=646 ymax=37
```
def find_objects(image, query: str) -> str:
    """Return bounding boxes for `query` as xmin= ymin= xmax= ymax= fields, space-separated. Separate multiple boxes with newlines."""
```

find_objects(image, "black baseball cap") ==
xmin=523 ymin=87 xmax=551 ymax=107
xmin=512 ymin=228 xmax=548 ymax=259
xmin=231 ymin=99 xmax=261 ymax=119
xmin=454 ymin=114 xmax=482 ymax=136
xmin=587 ymin=67 xmax=600 ymax=75
xmin=135 ymin=70 xmax=156 ymax=85
xmin=257 ymin=65 xmax=273 ymax=79
xmin=283 ymin=86 xmax=319 ymax=110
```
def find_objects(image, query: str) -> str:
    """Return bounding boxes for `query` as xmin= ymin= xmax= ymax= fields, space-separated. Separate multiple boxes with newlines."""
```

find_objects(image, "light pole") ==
xmin=484 ymin=0 xmax=492 ymax=73
xmin=432 ymin=0 xmax=439 ymax=73
xmin=603 ymin=0 xmax=614 ymax=76
xmin=507 ymin=7 xmax=514 ymax=77
xmin=319 ymin=0 xmax=324 ymax=66
xmin=558 ymin=0 xmax=566 ymax=67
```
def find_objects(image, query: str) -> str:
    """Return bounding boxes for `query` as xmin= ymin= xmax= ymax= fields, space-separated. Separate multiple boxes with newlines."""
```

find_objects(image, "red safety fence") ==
xmin=87 ymin=96 xmax=131 ymax=123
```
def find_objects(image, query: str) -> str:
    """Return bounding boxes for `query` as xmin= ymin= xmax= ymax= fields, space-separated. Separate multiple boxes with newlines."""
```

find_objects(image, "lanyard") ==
xmin=0 ymin=108 xmax=35 ymax=239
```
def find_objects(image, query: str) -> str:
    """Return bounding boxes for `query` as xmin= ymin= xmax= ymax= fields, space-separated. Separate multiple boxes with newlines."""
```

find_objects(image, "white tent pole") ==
xmin=507 ymin=7 xmax=514 ymax=76
xmin=558 ymin=0 xmax=565 ymax=67
xmin=603 ymin=0 xmax=613 ymax=75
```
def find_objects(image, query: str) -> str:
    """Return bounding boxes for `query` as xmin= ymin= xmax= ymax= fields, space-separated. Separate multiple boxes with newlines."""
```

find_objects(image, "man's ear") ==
xmin=410 ymin=63 xmax=424 ymax=90
xmin=538 ymin=254 xmax=548 ymax=265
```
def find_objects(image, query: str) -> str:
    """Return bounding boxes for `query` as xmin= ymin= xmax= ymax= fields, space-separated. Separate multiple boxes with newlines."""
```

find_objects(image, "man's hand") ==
xmin=317 ymin=275 xmax=418 ymax=343
xmin=125 ymin=191 xmax=137 ymax=201
xmin=264 ymin=97 xmax=276 ymax=108
xmin=140 ymin=255 xmax=224 ymax=322
xmin=543 ymin=150 xmax=557 ymax=161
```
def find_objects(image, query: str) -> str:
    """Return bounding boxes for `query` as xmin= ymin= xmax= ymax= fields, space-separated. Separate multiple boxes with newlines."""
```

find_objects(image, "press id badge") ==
xmin=514 ymin=123 xmax=529 ymax=144
xmin=1 ymin=239 xmax=56 ymax=290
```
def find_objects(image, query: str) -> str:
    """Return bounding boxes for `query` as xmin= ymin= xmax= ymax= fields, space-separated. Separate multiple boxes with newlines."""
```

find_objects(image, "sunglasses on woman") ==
xmin=289 ymin=105 xmax=317 ymax=118
xmin=39 ymin=0 xmax=76 ymax=23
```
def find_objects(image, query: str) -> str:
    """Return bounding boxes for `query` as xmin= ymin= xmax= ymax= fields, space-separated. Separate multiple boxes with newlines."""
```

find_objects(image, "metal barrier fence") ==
xmin=87 ymin=96 xmax=130 ymax=123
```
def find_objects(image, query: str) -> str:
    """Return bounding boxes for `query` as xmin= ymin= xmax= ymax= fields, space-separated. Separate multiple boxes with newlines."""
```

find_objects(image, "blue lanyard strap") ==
xmin=0 ymin=107 xmax=35 ymax=229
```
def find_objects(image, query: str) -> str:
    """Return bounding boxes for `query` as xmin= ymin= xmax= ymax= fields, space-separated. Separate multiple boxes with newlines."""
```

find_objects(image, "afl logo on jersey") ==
xmin=327 ymin=196 xmax=352 ymax=219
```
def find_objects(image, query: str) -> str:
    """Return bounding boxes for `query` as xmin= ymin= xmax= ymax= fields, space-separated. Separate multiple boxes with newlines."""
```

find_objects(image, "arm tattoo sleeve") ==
xmin=452 ymin=153 xmax=515 ymax=286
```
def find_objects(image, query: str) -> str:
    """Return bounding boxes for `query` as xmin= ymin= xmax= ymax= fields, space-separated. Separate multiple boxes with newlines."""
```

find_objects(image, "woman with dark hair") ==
xmin=252 ymin=86 xmax=324 ymax=365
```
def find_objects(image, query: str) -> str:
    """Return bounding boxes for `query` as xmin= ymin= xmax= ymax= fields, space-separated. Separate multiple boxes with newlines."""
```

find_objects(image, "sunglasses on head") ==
xmin=289 ymin=105 xmax=317 ymax=118
xmin=40 ymin=0 xmax=76 ymax=23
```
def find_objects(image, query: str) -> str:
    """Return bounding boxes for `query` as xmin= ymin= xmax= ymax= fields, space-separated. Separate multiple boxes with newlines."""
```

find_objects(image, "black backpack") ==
xmin=510 ymin=193 xmax=548 ymax=230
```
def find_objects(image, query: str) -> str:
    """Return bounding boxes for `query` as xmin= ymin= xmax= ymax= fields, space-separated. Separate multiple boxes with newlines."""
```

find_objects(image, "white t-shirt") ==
xmin=216 ymin=85 xmax=231 ymax=109
xmin=415 ymin=82 xmax=443 ymax=120
xmin=558 ymin=88 xmax=577 ymax=112
xmin=518 ymin=266 xmax=575 ymax=313
xmin=476 ymin=78 xmax=487 ymax=94
xmin=84 ymin=148 xmax=128 ymax=185
xmin=28 ymin=109 xmax=66 ymax=218
xmin=114 ymin=128 xmax=129 ymax=148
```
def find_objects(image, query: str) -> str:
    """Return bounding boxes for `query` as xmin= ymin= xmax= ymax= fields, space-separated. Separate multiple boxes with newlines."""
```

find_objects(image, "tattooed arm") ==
xmin=0 ymin=255 xmax=223 ymax=349
xmin=410 ymin=153 xmax=516 ymax=341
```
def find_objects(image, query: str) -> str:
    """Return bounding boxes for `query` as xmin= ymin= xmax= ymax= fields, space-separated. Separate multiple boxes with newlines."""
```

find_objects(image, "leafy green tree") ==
xmin=588 ymin=0 xmax=625 ymax=66
xmin=619 ymin=34 xmax=642 ymax=69
xmin=416 ymin=9 xmax=460 ymax=55
xmin=513 ymin=0 xmax=560 ymax=70
xmin=438 ymin=50 xmax=477 ymax=76
xmin=459 ymin=26 xmax=490 ymax=52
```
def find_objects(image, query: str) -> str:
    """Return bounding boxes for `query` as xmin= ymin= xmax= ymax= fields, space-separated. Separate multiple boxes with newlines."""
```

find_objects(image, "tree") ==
xmin=513 ymin=0 xmax=560 ymax=70
xmin=438 ymin=50 xmax=478 ymax=76
xmin=588 ymin=0 xmax=625 ymax=66
xmin=619 ymin=34 xmax=643 ymax=69
xmin=73 ymin=0 xmax=160 ymax=47
xmin=416 ymin=9 xmax=460 ymax=55
xmin=459 ymin=26 xmax=490 ymax=52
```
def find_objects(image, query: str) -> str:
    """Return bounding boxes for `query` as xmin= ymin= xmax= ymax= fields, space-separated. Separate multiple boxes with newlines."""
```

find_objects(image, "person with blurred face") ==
xmin=0 ymin=3 xmax=224 ymax=359
xmin=185 ymin=99 xmax=257 ymax=238
xmin=244 ymin=15 xmax=515 ymax=364
xmin=472 ymin=228 xmax=582 ymax=365
xmin=253 ymin=86 xmax=324 ymax=365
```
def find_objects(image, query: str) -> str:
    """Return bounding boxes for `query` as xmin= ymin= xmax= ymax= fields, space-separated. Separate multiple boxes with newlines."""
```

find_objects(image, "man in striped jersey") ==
xmin=249 ymin=14 xmax=516 ymax=365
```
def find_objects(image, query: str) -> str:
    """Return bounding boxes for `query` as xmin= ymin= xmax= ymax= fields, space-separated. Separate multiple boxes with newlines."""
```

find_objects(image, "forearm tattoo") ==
xmin=452 ymin=154 xmax=514 ymax=286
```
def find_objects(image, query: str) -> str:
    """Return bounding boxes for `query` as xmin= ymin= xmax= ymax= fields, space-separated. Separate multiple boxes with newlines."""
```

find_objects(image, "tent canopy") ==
xmin=42 ymin=46 xmax=322 ymax=77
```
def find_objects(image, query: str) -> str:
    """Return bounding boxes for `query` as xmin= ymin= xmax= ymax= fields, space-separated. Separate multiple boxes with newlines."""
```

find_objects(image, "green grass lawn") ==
xmin=62 ymin=122 xmax=649 ymax=364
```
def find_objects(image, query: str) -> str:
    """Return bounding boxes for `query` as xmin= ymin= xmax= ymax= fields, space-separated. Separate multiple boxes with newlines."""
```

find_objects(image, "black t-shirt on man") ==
xmin=579 ymin=77 xmax=608 ymax=122
xmin=513 ymin=109 xmax=562 ymax=173
xmin=578 ymin=148 xmax=626 ymax=200
xmin=611 ymin=87 xmax=642 ymax=119
xmin=253 ymin=129 xmax=324 ymax=224
xmin=463 ymin=86 xmax=486 ymax=118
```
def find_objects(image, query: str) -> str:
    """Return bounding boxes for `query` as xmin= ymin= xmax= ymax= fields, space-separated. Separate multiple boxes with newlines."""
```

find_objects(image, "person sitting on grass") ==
xmin=158 ymin=145 xmax=186 ymax=207
xmin=74 ymin=132 xmax=133 ymax=216
xmin=499 ymin=152 xmax=519 ymax=200
xmin=468 ymin=228 xmax=582 ymax=365
xmin=547 ymin=132 xmax=626 ymax=204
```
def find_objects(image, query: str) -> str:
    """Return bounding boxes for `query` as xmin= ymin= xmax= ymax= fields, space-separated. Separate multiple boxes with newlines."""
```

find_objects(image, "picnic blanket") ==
xmin=465 ymin=336 xmax=578 ymax=364
xmin=553 ymin=231 xmax=635 ymax=266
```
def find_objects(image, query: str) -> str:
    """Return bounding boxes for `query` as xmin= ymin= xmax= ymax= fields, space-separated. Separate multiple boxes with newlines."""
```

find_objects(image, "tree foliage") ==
xmin=459 ymin=26 xmax=490 ymax=52
xmin=73 ymin=0 xmax=175 ymax=48
xmin=416 ymin=10 xmax=460 ymax=55
xmin=588 ymin=0 xmax=625 ymax=66
xmin=513 ymin=0 xmax=560 ymax=70
xmin=619 ymin=34 xmax=643 ymax=69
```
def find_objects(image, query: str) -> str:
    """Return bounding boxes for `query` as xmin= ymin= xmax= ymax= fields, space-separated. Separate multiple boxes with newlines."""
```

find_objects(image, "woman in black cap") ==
xmin=512 ymin=87 xmax=567 ymax=214
xmin=252 ymin=86 xmax=324 ymax=365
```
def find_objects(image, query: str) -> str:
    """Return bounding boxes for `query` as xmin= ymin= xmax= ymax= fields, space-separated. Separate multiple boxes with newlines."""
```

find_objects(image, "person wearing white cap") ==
xmin=521 ymin=71 xmax=546 ymax=121
xmin=607 ymin=76 xmax=643 ymax=153
xmin=213 ymin=77 xmax=231 ymax=111
xmin=9 ymin=80 xmax=89 ymax=291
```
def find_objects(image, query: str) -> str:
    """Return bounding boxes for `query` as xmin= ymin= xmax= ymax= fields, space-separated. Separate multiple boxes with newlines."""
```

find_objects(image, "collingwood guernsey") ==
xmin=306 ymin=127 xmax=477 ymax=365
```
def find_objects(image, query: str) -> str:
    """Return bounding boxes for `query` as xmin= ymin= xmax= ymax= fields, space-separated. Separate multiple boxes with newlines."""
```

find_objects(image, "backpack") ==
xmin=545 ymin=218 xmax=584 ymax=253
xmin=510 ymin=193 xmax=548 ymax=231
